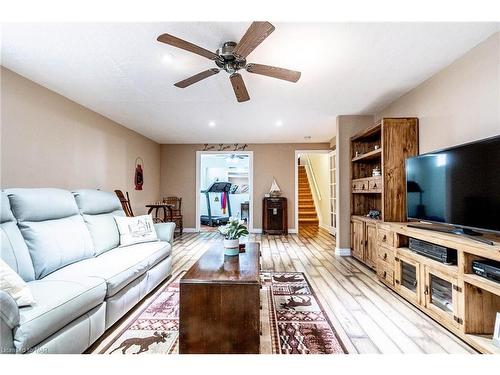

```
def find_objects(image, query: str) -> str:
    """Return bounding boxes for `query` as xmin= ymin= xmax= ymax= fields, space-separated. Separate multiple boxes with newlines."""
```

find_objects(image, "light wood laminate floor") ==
xmin=171 ymin=226 xmax=476 ymax=354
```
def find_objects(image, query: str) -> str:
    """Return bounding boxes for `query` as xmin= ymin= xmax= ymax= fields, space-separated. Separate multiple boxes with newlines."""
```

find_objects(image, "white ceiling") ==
xmin=1 ymin=22 xmax=498 ymax=144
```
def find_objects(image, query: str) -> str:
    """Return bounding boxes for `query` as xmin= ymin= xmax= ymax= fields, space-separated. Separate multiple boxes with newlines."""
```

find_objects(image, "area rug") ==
xmin=91 ymin=271 xmax=346 ymax=354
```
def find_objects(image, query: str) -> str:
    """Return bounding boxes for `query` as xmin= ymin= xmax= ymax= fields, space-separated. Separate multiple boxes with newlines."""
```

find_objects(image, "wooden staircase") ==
xmin=298 ymin=165 xmax=319 ymax=227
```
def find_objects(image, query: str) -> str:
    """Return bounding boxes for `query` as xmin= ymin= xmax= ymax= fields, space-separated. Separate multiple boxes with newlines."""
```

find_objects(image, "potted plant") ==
xmin=218 ymin=219 xmax=249 ymax=256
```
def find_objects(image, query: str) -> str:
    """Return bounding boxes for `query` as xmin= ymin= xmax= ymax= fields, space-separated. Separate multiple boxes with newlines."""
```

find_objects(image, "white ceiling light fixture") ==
xmin=162 ymin=52 xmax=174 ymax=64
xmin=275 ymin=120 xmax=283 ymax=127
xmin=208 ymin=121 xmax=216 ymax=127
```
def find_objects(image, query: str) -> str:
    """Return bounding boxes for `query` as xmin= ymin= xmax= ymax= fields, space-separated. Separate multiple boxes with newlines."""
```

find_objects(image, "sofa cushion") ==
xmin=44 ymin=241 xmax=172 ymax=297
xmin=73 ymin=190 xmax=124 ymax=255
xmin=7 ymin=188 xmax=80 ymax=222
xmin=6 ymin=189 xmax=95 ymax=279
xmin=1 ymin=192 xmax=35 ymax=281
xmin=14 ymin=276 xmax=106 ymax=352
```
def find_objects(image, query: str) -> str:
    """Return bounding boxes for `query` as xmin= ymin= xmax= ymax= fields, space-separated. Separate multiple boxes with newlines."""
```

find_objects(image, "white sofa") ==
xmin=0 ymin=188 xmax=174 ymax=354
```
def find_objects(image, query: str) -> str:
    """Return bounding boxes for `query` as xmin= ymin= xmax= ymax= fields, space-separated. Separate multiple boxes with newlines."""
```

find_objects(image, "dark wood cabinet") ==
xmin=262 ymin=197 xmax=287 ymax=235
xmin=179 ymin=243 xmax=261 ymax=354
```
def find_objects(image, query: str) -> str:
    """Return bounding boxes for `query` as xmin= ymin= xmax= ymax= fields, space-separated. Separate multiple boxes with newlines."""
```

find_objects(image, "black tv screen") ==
xmin=406 ymin=135 xmax=500 ymax=233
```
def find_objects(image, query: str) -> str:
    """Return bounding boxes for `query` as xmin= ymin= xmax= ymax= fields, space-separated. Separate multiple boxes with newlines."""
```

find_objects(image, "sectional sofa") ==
xmin=0 ymin=188 xmax=175 ymax=354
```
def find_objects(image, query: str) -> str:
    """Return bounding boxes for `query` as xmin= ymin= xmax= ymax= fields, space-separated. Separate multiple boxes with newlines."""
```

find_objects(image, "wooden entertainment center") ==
xmin=350 ymin=118 xmax=500 ymax=353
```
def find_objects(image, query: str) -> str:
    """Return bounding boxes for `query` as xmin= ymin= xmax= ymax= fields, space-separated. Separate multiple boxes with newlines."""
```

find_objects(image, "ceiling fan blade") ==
xmin=246 ymin=63 xmax=301 ymax=83
xmin=174 ymin=68 xmax=220 ymax=88
xmin=157 ymin=33 xmax=220 ymax=61
xmin=233 ymin=22 xmax=275 ymax=58
xmin=229 ymin=73 xmax=250 ymax=102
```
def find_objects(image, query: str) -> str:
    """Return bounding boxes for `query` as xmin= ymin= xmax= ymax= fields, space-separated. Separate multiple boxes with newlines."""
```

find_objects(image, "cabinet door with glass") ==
xmin=423 ymin=266 xmax=462 ymax=329
xmin=394 ymin=254 xmax=421 ymax=305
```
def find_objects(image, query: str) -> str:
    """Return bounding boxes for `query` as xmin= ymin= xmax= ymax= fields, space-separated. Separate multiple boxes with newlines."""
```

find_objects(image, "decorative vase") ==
xmin=223 ymin=239 xmax=240 ymax=256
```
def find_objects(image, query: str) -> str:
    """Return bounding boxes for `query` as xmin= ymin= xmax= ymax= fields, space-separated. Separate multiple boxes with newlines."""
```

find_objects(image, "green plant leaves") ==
xmin=218 ymin=219 xmax=248 ymax=240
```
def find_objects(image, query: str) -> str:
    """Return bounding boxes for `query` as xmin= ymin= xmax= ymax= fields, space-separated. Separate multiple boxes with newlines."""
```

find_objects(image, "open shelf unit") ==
xmin=350 ymin=118 xmax=418 ymax=268
xmin=378 ymin=222 xmax=500 ymax=354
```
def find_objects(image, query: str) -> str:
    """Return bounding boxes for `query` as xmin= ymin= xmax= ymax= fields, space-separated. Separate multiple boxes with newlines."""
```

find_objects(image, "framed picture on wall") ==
xmin=493 ymin=312 xmax=500 ymax=349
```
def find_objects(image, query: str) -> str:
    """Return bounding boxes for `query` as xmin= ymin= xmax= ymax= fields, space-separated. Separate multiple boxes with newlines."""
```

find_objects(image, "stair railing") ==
xmin=304 ymin=154 xmax=322 ymax=201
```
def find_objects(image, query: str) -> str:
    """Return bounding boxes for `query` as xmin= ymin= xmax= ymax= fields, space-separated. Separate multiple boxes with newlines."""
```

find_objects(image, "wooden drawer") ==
xmin=377 ymin=245 xmax=395 ymax=268
xmin=377 ymin=261 xmax=394 ymax=286
xmin=368 ymin=178 xmax=383 ymax=192
xmin=352 ymin=179 xmax=368 ymax=192
xmin=377 ymin=228 xmax=394 ymax=247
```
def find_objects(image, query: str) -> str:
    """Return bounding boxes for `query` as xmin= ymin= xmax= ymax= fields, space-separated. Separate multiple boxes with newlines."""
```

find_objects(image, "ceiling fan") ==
xmin=157 ymin=22 xmax=301 ymax=103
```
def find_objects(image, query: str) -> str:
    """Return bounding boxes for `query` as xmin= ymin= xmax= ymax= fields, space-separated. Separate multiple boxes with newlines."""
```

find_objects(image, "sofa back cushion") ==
xmin=0 ymin=192 xmax=36 ymax=281
xmin=6 ymin=188 xmax=94 ymax=279
xmin=72 ymin=189 xmax=124 ymax=255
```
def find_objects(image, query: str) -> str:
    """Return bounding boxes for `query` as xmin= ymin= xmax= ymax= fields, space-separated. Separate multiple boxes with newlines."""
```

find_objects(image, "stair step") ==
xmin=299 ymin=218 xmax=319 ymax=223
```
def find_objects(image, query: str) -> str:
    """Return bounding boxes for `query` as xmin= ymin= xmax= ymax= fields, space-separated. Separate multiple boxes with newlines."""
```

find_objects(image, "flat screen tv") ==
xmin=406 ymin=135 xmax=500 ymax=234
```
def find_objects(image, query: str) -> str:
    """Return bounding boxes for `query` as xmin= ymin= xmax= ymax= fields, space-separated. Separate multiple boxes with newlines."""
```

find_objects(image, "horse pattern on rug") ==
xmin=93 ymin=271 xmax=345 ymax=354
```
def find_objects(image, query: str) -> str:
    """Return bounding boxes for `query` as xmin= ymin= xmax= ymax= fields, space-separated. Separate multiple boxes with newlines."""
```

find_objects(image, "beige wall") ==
xmin=335 ymin=115 xmax=374 ymax=250
xmin=0 ymin=67 xmax=161 ymax=215
xmin=376 ymin=31 xmax=500 ymax=153
xmin=160 ymin=143 xmax=331 ymax=230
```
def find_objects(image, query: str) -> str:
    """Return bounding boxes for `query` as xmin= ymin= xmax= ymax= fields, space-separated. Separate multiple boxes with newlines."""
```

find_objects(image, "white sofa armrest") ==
xmin=0 ymin=290 xmax=19 ymax=354
xmin=154 ymin=222 xmax=176 ymax=246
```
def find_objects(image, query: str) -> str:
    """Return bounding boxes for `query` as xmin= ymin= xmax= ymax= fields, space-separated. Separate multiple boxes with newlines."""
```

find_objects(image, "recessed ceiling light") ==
xmin=275 ymin=120 xmax=283 ymax=127
xmin=208 ymin=121 xmax=216 ymax=127
xmin=304 ymin=136 xmax=312 ymax=140
xmin=162 ymin=53 xmax=174 ymax=64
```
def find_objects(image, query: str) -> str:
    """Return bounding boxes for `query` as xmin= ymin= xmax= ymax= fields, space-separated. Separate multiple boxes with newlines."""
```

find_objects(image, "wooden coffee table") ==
xmin=179 ymin=242 xmax=261 ymax=354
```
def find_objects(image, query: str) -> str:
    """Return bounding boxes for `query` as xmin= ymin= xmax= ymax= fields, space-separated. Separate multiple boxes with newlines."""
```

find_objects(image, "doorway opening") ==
xmin=196 ymin=151 xmax=253 ymax=232
xmin=295 ymin=150 xmax=336 ymax=236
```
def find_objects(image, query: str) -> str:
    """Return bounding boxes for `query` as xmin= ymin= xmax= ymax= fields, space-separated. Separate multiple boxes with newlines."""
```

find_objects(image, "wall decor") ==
xmin=201 ymin=143 xmax=248 ymax=151
xmin=134 ymin=157 xmax=144 ymax=190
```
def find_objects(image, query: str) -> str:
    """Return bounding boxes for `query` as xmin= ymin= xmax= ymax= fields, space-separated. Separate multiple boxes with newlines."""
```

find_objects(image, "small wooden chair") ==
xmin=162 ymin=196 xmax=183 ymax=235
xmin=114 ymin=190 xmax=134 ymax=217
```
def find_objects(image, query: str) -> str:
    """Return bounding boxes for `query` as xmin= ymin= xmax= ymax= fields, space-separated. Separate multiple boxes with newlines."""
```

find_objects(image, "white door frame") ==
xmin=195 ymin=151 xmax=254 ymax=233
xmin=294 ymin=149 xmax=331 ymax=233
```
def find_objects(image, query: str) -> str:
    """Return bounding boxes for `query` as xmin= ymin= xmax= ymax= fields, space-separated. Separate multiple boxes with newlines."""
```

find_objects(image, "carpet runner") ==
xmin=91 ymin=271 xmax=346 ymax=354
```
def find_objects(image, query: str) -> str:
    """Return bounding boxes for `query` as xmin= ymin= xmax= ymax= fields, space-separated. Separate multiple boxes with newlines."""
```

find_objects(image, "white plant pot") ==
xmin=223 ymin=239 xmax=240 ymax=256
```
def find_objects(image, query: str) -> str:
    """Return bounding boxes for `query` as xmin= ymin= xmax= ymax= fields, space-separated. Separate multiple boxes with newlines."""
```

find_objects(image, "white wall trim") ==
xmin=195 ymin=151 xmax=254 ymax=233
xmin=294 ymin=149 xmax=331 ymax=232
xmin=182 ymin=228 xmax=198 ymax=233
xmin=335 ymin=247 xmax=351 ymax=256
xmin=319 ymin=222 xmax=336 ymax=235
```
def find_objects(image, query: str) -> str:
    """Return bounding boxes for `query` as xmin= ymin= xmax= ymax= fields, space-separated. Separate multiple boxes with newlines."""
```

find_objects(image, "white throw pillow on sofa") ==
xmin=114 ymin=215 xmax=158 ymax=247
xmin=0 ymin=259 xmax=35 ymax=306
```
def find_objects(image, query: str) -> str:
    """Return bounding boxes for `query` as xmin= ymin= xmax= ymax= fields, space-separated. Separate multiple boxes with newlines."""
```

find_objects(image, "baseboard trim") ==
xmin=183 ymin=228 xmax=197 ymax=233
xmin=335 ymin=247 xmax=351 ymax=256
xmin=319 ymin=223 xmax=336 ymax=235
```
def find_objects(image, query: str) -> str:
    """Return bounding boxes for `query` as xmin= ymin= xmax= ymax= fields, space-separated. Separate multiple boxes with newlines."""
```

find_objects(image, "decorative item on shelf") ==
xmin=218 ymin=218 xmax=249 ymax=256
xmin=355 ymin=151 xmax=360 ymax=157
xmin=493 ymin=313 xmax=500 ymax=349
xmin=366 ymin=209 xmax=381 ymax=220
xmin=374 ymin=145 xmax=380 ymax=150
xmin=269 ymin=178 xmax=282 ymax=197
xmin=372 ymin=165 xmax=381 ymax=177
xmin=134 ymin=157 xmax=144 ymax=190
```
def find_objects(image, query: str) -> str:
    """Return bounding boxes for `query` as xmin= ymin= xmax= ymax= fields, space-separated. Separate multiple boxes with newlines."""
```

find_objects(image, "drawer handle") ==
xmin=373 ymin=183 xmax=377 ymax=188
xmin=413 ymin=280 xmax=418 ymax=288
xmin=424 ymin=285 xmax=429 ymax=295
xmin=383 ymin=271 xmax=387 ymax=278
xmin=382 ymin=235 xmax=387 ymax=242
xmin=383 ymin=253 xmax=387 ymax=260
xmin=361 ymin=184 xmax=365 ymax=190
